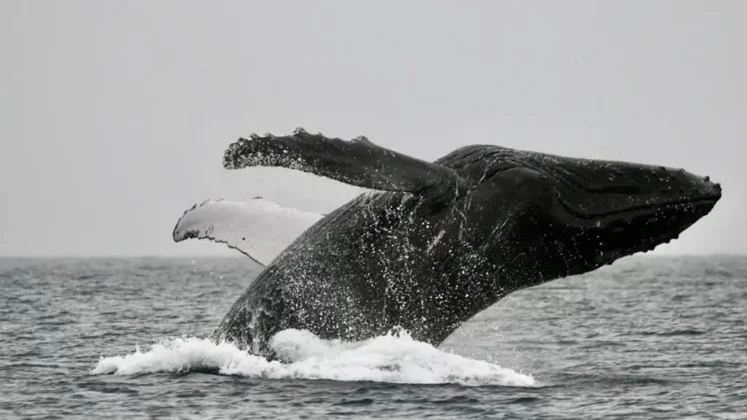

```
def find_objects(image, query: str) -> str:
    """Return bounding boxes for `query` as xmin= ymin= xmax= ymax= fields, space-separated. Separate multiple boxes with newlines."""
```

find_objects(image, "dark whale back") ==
xmin=213 ymin=146 xmax=527 ymax=352
xmin=213 ymin=189 xmax=472 ymax=353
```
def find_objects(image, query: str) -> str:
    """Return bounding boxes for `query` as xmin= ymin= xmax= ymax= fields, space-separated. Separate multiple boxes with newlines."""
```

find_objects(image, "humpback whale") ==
xmin=173 ymin=128 xmax=721 ymax=356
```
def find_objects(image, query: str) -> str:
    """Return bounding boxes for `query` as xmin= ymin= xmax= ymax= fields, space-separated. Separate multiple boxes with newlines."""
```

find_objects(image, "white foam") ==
xmin=92 ymin=329 xmax=535 ymax=387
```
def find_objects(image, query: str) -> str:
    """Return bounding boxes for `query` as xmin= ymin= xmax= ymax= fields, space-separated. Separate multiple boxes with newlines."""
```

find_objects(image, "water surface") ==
xmin=1 ymin=256 xmax=745 ymax=419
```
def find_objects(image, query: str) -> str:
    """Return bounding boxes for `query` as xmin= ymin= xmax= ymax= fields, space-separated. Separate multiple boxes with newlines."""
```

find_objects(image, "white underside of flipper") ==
xmin=173 ymin=198 xmax=323 ymax=265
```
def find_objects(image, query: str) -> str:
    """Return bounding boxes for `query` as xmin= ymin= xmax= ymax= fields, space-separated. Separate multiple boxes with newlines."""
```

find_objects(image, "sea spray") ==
xmin=93 ymin=329 xmax=535 ymax=387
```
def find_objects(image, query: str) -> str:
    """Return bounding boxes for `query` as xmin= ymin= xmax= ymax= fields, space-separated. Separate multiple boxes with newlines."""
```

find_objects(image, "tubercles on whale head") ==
xmin=540 ymin=156 xmax=722 ymax=268
xmin=472 ymin=149 xmax=723 ymax=276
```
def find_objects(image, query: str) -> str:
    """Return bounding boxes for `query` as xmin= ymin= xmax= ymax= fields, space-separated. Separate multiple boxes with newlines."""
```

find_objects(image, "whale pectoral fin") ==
xmin=222 ymin=128 xmax=468 ymax=199
xmin=172 ymin=198 xmax=324 ymax=266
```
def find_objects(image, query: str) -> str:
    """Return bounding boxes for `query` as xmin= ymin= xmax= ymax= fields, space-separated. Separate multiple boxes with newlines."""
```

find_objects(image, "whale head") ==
xmin=542 ymin=156 xmax=721 ymax=268
xmin=511 ymin=151 xmax=720 ymax=276
xmin=440 ymin=146 xmax=722 ymax=279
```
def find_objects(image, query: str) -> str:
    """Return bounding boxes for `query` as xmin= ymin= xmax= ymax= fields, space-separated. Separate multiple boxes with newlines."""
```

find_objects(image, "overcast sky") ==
xmin=1 ymin=1 xmax=744 ymax=256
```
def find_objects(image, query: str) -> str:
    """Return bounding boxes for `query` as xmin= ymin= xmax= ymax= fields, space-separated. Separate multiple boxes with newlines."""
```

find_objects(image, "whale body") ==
xmin=173 ymin=129 xmax=721 ymax=356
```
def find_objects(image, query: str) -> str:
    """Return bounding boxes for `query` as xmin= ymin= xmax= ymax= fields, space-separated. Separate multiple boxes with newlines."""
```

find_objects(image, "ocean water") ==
xmin=1 ymin=256 xmax=745 ymax=419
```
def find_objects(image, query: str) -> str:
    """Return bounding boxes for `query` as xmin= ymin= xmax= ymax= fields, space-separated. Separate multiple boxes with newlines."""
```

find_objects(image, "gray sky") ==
xmin=1 ymin=1 xmax=744 ymax=256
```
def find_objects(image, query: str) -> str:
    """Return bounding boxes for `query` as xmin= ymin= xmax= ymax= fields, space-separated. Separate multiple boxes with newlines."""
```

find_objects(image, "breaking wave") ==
xmin=92 ymin=329 xmax=535 ymax=387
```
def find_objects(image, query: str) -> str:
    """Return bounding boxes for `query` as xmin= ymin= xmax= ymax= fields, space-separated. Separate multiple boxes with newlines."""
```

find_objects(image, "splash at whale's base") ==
xmin=92 ymin=329 xmax=536 ymax=387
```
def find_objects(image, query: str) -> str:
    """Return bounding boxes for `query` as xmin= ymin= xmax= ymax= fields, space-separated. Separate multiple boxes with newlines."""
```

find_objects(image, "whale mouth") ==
xmin=604 ymin=198 xmax=718 ymax=246
xmin=555 ymin=195 xmax=720 ymax=263
xmin=557 ymin=195 xmax=721 ymax=225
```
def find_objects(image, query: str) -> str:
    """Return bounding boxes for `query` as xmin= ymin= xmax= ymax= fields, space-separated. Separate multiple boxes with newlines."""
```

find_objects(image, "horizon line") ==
xmin=0 ymin=253 xmax=744 ymax=259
